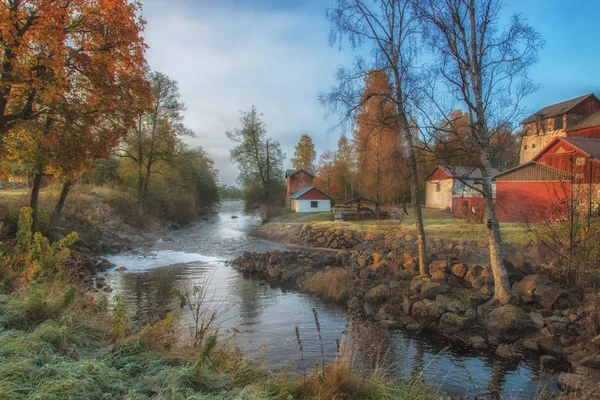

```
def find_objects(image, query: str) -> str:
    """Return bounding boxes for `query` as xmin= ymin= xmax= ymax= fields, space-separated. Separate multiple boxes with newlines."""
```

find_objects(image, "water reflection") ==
xmin=103 ymin=201 xmax=560 ymax=399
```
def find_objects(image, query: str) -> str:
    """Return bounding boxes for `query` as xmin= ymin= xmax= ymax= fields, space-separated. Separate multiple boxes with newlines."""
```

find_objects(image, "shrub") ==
xmin=110 ymin=296 xmax=130 ymax=343
xmin=303 ymin=269 xmax=353 ymax=302
xmin=138 ymin=314 xmax=177 ymax=351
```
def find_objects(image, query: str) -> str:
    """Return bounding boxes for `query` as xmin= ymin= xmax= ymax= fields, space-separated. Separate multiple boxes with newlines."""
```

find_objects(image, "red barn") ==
xmin=286 ymin=169 xmax=315 ymax=206
xmin=495 ymin=137 xmax=600 ymax=222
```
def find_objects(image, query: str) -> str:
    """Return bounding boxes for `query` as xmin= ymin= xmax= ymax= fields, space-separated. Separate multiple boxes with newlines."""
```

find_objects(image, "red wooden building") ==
xmin=286 ymin=169 xmax=315 ymax=206
xmin=495 ymin=137 xmax=600 ymax=222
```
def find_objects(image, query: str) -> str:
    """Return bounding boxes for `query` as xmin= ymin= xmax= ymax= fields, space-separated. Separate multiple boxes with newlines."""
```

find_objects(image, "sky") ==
xmin=141 ymin=0 xmax=600 ymax=185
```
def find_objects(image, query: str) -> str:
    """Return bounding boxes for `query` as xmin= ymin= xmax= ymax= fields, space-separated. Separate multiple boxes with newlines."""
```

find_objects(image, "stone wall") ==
xmin=289 ymin=224 xmax=552 ymax=267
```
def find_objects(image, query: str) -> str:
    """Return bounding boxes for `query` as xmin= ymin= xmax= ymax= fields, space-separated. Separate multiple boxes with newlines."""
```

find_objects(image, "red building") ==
xmin=495 ymin=137 xmax=600 ymax=222
xmin=286 ymin=169 xmax=315 ymax=206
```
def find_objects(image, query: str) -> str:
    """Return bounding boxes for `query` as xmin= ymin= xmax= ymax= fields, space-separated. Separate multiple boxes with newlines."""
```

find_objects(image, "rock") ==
xmin=537 ymin=336 xmax=563 ymax=357
xmin=479 ymin=281 xmax=495 ymax=296
xmin=403 ymin=297 xmax=417 ymax=315
xmin=420 ymin=282 xmax=450 ymax=300
xmin=541 ymin=355 xmax=557 ymax=366
xmin=523 ymin=338 xmax=539 ymax=352
xmin=410 ymin=275 xmax=431 ymax=294
xmin=231 ymin=215 xmax=238 ymax=219
xmin=535 ymin=285 xmax=568 ymax=310
xmin=359 ymin=268 xmax=371 ymax=279
xmin=431 ymin=271 xmax=449 ymax=282
xmin=504 ymin=261 xmax=526 ymax=285
xmin=513 ymin=274 xmax=567 ymax=309
xmin=495 ymin=344 xmax=520 ymax=359
xmin=378 ymin=320 xmax=405 ymax=329
xmin=267 ymin=268 xmax=281 ymax=278
xmin=544 ymin=315 xmax=569 ymax=335
xmin=364 ymin=284 xmax=391 ymax=306
xmin=581 ymin=355 xmax=600 ymax=369
xmin=529 ymin=312 xmax=545 ymax=330
xmin=465 ymin=309 xmax=477 ymax=320
xmin=480 ymin=266 xmax=493 ymax=278
xmin=429 ymin=259 xmax=449 ymax=275
xmin=116 ymin=266 xmax=128 ymax=272
xmin=485 ymin=305 xmax=536 ymax=341
xmin=557 ymin=373 xmax=585 ymax=392
xmin=464 ymin=265 xmax=483 ymax=285
xmin=269 ymin=253 xmax=281 ymax=264
xmin=412 ymin=300 xmax=445 ymax=321
xmin=438 ymin=312 xmax=471 ymax=334
xmin=347 ymin=296 xmax=363 ymax=312
xmin=451 ymin=263 xmax=469 ymax=278
xmin=468 ymin=335 xmax=487 ymax=349
xmin=592 ymin=335 xmax=600 ymax=350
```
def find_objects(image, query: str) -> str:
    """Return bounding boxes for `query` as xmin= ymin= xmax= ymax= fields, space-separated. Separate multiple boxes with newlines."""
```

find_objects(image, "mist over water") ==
xmin=104 ymin=201 xmax=560 ymax=398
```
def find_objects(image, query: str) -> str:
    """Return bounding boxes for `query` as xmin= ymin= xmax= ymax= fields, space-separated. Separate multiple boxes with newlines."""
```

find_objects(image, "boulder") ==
xmin=267 ymin=268 xmax=281 ymax=278
xmin=429 ymin=259 xmax=449 ymax=275
xmin=468 ymin=335 xmax=487 ymax=349
xmin=580 ymin=355 xmax=600 ymax=369
xmin=412 ymin=299 xmax=445 ymax=321
xmin=495 ymin=344 xmax=520 ymax=359
xmin=438 ymin=312 xmax=471 ymax=334
xmin=359 ymin=268 xmax=371 ymax=279
xmin=485 ymin=305 xmax=536 ymax=341
xmin=513 ymin=274 xmax=567 ymax=309
xmin=464 ymin=265 xmax=483 ymax=285
xmin=451 ymin=263 xmax=469 ymax=279
xmin=431 ymin=271 xmax=449 ymax=282
xmin=410 ymin=275 xmax=431 ymax=294
xmin=537 ymin=336 xmax=564 ymax=357
xmin=364 ymin=284 xmax=391 ymax=306
xmin=523 ymin=338 xmax=539 ymax=352
xmin=557 ymin=373 xmax=586 ymax=392
xmin=535 ymin=285 xmax=568 ymax=310
xmin=420 ymin=282 xmax=450 ymax=300
xmin=529 ymin=312 xmax=545 ymax=330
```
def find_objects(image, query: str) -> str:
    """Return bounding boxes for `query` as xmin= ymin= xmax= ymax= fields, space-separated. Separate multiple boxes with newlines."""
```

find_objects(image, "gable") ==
xmin=426 ymin=166 xmax=452 ymax=181
xmin=294 ymin=187 xmax=332 ymax=201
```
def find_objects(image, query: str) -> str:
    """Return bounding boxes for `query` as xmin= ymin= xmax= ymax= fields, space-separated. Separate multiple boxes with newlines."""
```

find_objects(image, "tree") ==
xmin=226 ymin=107 xmax=285 ymax=218
xmin=314 ymin=150 xmax=335 ymax=196
xmin=0 ymin=0 xmax=149 ymax=233
xmin=291 ymin=134 xmax=317 ymax=171
xmin=332 ymin=135 xmax=355 ymax=202
xmin=120 ymin=72 xmax=189 ymax=212
xmin=0 ymin=0 xmax=147 ymax=137
xmin=178 ymin=146 xmax=220 ymax=213
xmin=415 ymin=0 xmax=544 ymax=303
xmin=324 ymin=0 xmax=429 ymax=274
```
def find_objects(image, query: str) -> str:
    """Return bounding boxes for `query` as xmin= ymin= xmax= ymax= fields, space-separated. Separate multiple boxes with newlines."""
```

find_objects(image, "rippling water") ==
xmin=104 ymin=201 xmax=560 ymax=399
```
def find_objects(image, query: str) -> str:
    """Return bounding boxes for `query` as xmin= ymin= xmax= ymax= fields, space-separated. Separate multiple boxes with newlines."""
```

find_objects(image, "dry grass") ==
xmin=303 ymin=269 xmax=354 ymax=302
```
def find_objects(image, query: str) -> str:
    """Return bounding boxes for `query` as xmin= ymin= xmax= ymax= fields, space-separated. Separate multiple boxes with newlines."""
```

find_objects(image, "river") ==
xmin=104 ymin=200 xmax=560 ymax=399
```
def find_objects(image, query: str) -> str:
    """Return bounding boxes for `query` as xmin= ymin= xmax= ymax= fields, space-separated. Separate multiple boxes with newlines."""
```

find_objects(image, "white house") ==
xmin=290 ymin=186 xmax=333 ymax=213
xmin=425 ymin=165 xmax=497 ymax=211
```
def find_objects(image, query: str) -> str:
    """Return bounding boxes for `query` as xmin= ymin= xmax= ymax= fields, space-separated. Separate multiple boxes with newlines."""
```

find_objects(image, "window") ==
xmin=310 ymin=201 xmax=318 ymax=208
xmin=436 ymin=183 xmax=441 ymax=192
xmin=554 ymin=115 xmax=564 ymax=130
xmin=532 ymin=144 xmax=536 ymax=149
xmin=576 ymin=157 xmax=586 ymax=166
xmin=524 ymin=144 xmax=528 ymax=150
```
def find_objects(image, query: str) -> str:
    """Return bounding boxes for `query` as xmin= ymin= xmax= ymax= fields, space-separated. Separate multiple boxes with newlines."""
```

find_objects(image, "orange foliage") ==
xmin=354 ymin=70 xmax=407 ymax=203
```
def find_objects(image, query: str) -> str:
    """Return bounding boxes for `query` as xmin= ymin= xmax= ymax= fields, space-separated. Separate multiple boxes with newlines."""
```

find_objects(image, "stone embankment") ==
xmin=231 ymin=248 xmax=600 ymax=397
xmin=252 ymin=223 xmax=550 ymax=266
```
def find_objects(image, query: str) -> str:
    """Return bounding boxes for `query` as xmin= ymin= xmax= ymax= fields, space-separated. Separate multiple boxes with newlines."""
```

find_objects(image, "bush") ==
xmin=303 ymin=269 xmax=353 ymax=302
xmin=138 ymin=314 xmax=177 ymax=351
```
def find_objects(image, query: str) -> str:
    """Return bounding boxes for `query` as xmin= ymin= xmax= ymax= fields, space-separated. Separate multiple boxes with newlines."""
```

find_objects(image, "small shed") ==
xmin=425 ymin=165 xmax=497 ymax=216
xmin=290 ymin=186 xmax=333 ymax=213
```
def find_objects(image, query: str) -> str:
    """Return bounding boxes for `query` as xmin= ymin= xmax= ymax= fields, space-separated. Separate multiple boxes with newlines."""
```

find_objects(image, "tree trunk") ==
xmin=48 ymin=181 xmax=73 ymax=235
xmin=29 ymin=173 xmax=43 ymax=234
xmin=406 ymin=132 xmax=429 ymax=276
xmin=480 ymin=156 xmax=513 ymax=304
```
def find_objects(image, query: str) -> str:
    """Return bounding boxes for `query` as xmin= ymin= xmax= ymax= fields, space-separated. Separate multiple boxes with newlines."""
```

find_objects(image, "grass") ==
xmin=303 ymin=269 xmax=354 ymax=302
xmin=0 ymin=280 xmax=439 ymax=400
xmin=269 ymin=205 xmax=532 ymax=244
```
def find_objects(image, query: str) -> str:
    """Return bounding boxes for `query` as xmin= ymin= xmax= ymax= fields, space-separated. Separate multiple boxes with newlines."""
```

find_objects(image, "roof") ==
xmin=494 ymin=161 xmax=573 ymax=181
xmin=567 ymin=109 xmax=600 ymax=132
xmin=285 ymin=169 xmax=315 ymax=178
xmin=427 ymin=165 xmax=499 ymax=181
xmin=289 ymin=186 xmax=333 ymax=200
xmin=343 ymin=196 xmax=383 ymax=205
xmin=561 ymin=137 xmax=600 ymax=159
xmin=522 ymin=94 xmax=598 ymax=125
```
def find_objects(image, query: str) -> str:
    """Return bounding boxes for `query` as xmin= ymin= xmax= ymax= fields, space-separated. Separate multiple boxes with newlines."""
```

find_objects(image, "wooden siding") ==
xmin=568 ymin=126 xmax=600 ymax=139
xmin=295 ymin=188 xmax=332 ymax=201
xmin=570 ymin=96 xmax=600 ymax=115
xmin=533 ymin=139 xmax=600 ymax=184
xmin=495 ymin=162 xmax=572 ymax=182
xmin=496 ymin=181 xmax=572 ymax=223
xmin=427 ymin=166 xmax=452 ymax=181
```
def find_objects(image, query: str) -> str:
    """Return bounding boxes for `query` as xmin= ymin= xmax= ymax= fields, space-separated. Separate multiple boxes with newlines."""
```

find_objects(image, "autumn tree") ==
xmin=120 ymin=72 xmax=189 ymax=212
xmin=314 ymin=150 xmax=335 ymax=196
xmin=332 ymin=135 xmax=356 ymax=202
xmin=324 ymin=0 xmax=429 ymax=274
xmin=415 ymin=0 xmax=543 ymax=303
xmin=291 ymin=134 xmax=317 ymax=171
xmin=0 ymin=0 xmax=149 ymax=232
xmin=226 ymin=107 xmax=285 ymax=218
xmin=0 ymin=0 xmax=147 ymax=137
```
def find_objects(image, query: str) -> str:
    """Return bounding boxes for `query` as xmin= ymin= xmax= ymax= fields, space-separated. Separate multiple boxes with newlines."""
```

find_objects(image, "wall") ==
xmin=520 ymin=133 xmax=565 ymax=164
xmin=290 ymin=223 xmax=551 ymax=266
xmin=292 ymin=199 xmax=331 ymax=213
xmin=287 ymin=172 xmax=314 ymax=203
xmin=425 ymin=179 xmax=453 ymax=209
xmin=495 ymin=181 xmax=572 ymax=223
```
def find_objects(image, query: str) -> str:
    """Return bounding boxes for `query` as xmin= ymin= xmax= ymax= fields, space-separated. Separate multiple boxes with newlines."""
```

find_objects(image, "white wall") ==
xmin=425 ymin=179 xmax=453 ymax=209
xmin=291 ymin=199 xmax=331 ymax=213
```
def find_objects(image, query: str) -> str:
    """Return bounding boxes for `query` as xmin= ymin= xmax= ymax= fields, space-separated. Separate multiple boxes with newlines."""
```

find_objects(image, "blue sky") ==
xmin=142 ymin=0 xmax=600 ymax=184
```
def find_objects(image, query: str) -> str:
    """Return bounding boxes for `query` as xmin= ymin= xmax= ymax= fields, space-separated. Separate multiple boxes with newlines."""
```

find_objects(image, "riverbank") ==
xmin=0 ymin=281 xmax=438 ymax=399
xmin=230 ymin=249 xmax=600 ymax=398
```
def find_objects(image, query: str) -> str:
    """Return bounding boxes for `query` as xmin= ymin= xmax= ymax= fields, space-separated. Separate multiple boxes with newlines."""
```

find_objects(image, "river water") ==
xmin=104 ymin=201 xmax=560 ymax=399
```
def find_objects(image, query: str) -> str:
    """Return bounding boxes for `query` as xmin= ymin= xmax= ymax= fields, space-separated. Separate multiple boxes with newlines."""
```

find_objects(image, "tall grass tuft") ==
xmin=312 ymin=308 xmax=326 ymax=379
xmin=303 ymin=268 xmax=353 ymax=302
xmin=295 ymin=326 xmax=307 ymax=382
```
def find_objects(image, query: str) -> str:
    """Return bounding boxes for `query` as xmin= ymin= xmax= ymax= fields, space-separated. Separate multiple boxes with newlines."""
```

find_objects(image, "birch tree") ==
xmin=323 ymin=0 xmax=429 ymax=275
xmin=414 ymin=0 xmax=543 ymax=304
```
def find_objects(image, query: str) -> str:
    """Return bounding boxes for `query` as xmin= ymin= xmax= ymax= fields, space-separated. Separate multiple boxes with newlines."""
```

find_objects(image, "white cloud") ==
xmin=141 ymin=0 xmax=351 ymax=184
